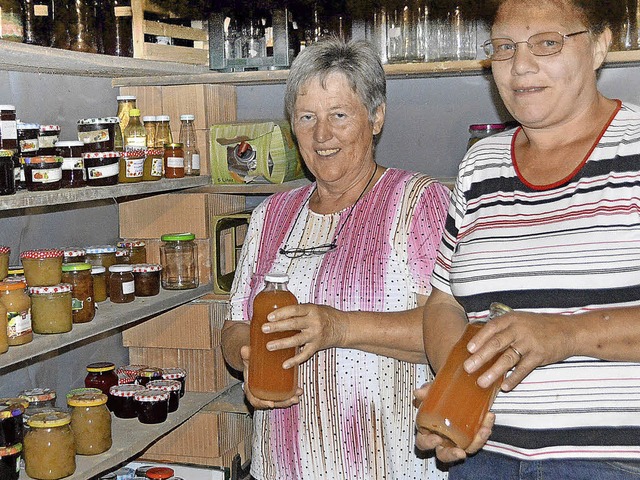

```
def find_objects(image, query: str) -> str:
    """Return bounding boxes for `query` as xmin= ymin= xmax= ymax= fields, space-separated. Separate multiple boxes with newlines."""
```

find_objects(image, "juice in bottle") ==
xmin=416 ymin=303 xmax=511 ymax=449
xmin=249 ymin=272 xmax=299 ymax=401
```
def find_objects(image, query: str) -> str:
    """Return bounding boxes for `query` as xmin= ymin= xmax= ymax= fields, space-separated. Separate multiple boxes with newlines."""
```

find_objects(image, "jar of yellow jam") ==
xmin=20 ymin=249 xmax=64 ymax=287
xmin=24 ymin=410 xmax=75 ymax=480
xmin=90 ymin=266 xmax=107 ymax=303
xmin=28 ymin=284 xmax=72 ymax=334
xmin=67 ymin=392 xmax=112 ymax=455
xmin=0 ymin=280 xmax=32 ymax=346
xmin=0 ymin=302 xmax=7 ymax=354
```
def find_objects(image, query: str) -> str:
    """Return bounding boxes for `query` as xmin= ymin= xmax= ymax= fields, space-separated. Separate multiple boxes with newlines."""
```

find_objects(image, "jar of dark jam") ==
xmin=23 ymin=155 xmax=63 ymax=191
xmin=133 ymin=390 xmax=169 ymax=424
xmin=117 ymin=240 xmax=146 ymax=264
xmin=162 ymin=367 xmax=187 ymax=397
xmin=0 ymin=150 xmax=16 ymax=196
xmin=56 ymin=140 xmax=85 ymax=188
xmin=61 ymin=262 xmax=94 ymax=324
xmin=147 ymin=379 xmax=181 ymax=413
xmin=132 ymin=263 xmax=161 ymax=297
xmin=108 ymin=384 xmax=144 ymax=419
xmin=136 ymin=367 xmax=163 ymax=386
xmin=22 ymin=0 xmax=52 ymax=47
xmin=77 ymin=117 xmax=119 ymax=152
xmin=17 ymin=123 xmax=39 ymax=156
xmin=0 ymin=401 xmax=25 ymax=446
xmin=0 ymin=106 xmax=17 ymax=150
xmin=84 ymin=151 xmax=120 ymax=186
xmin=62 ymin=248 xmax=86 ymax=264
xmin=38 ymin=125 xmax=60 ymax=155
xmin=0 ymin=442 xmax=21 ymax=480
xmin=85 ymin=362 xmax=119 ymax=397
xmin=109 ymin=264 xmax=135 ymax=303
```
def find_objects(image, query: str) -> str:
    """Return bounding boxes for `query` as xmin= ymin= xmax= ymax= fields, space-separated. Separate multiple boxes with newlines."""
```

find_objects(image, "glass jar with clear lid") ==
xmin=28 ymin=284 xmax=72 ymax=334
xmin=24 ymin=410 xmax=76 ymax=480
xmin=160 ymin=232 xmax=198 ymax=290
xmin=61 ymin=262 xmax=95 ymax=323
xmin=67 ymin=392 xmax=112 ymax=455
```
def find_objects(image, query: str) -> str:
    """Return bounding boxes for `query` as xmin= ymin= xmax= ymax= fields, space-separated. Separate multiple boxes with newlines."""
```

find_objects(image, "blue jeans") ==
xmin=448 ymin=450 xmax=640 ymax=480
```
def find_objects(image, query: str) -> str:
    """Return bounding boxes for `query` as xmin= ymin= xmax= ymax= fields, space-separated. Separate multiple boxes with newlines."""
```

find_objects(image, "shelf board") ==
xmin=0 ymin=176 xmax=212 ymax=210
xmin=19 ymin=391 xmax=222 ymax=480
xmin=0 ymin=284 xmax=213 ymax=373
xmin=191 ymin=177 xmax=312 ymax=195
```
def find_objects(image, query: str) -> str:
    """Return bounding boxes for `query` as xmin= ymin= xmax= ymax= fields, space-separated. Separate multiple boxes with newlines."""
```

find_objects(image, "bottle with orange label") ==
xmin=415 ymin=302 xmax=512 ymax=449
xmin=248 ymin=272 xmax=299 ymax=401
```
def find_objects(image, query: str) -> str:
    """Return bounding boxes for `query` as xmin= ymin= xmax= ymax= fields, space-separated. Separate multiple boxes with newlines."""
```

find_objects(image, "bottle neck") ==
xmin=264 ymin=280 xmax=289 ymax=292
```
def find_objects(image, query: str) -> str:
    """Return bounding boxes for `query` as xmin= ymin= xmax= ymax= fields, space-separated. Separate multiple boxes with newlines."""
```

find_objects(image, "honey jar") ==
xmin=143 ymin=148 xmax=163 ymax=181
xmin=119 ymin=149 xmax=145 ymax=183
xmin=29 ymin=284 xmax=73 ymax=334
xmin=61 ymin=262 xmax=95 ymax=324
xmin=24 ymin=410 xmax=76 ymax=480
xmin=20 ymin=249 xmax=64 ymax=287
xmin=163 ymin=142 xmax=184 ymax=178
xmin=0 ymin=280 xmax=32 ymax=346
xmin=67 ymin=392 xmax=112 ymax=455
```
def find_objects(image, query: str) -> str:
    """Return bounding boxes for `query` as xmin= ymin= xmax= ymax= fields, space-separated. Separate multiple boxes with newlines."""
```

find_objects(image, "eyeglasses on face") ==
xmin=278 ymin=242 xmax=337 ymax=259
xmin=482 ymin=30 xmax=589 ymax=61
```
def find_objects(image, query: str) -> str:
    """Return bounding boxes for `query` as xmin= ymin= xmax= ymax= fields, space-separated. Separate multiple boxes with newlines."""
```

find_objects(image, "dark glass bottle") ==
xmin=66 ymin=0 xmax=96 ymax=52
xmin=22 ymin=0 xmax=52 ymax=46
xmin=51 ymin=0 xmax=70 ymax=49
xmin=103 ymin=0 xmax=132 ymax=56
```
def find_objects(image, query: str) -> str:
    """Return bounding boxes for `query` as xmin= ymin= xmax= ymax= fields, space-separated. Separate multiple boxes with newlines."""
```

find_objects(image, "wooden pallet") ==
xmin=131 ymin=0 xmax=208 ymax=65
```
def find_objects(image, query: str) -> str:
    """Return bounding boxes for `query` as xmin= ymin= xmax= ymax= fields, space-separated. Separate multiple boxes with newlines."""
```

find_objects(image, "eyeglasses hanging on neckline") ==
xmin=278 ymin=242 xmax=337 ymax=259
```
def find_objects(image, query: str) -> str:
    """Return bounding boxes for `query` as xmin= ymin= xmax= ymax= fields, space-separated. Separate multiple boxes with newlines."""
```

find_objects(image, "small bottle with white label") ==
xmin=179 ymin=114 xmax=200 ymax=176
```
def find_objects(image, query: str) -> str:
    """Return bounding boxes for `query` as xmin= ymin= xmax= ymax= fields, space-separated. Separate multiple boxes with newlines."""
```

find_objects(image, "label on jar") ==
xmin=1 ymin=121 xmax=17 ymax=140
xmin=78 ymin=129 xmax=109 ymax=144
xmin=7 ymin=310 xmax=32 ymax=339
xmin=31 ymin=167 xmax=62 ymax=183
xmin=71 ymin=297 xmax=84 ymax=311
xmin=122 ymin=281 xmax=135 ymax=295
xmin=125 ymin=158 xmax=144 ymax=178
xmin=38 ymin=135 xmax=59 ymax=149
xmin=34 ymin=4 xmax=49 ymax=16
xmin=191 ymin=153 xmax=200 ymax=170
xmin=87 ymin=162 xmax=119 ymax=180
xmin=151 ymin=157 xmax=163 ymax=177
xmin=14 ymin=166 xmax=21 ymax=183
xmin=167 ymin=156 xmax=184 ymax=168
xmin=19 ymin=139 xmax=38 ymax=153
xmin=62 ymin=157 xmax=84 ymax=171
xmin=114 ymin=6 xmax=132 ymax=16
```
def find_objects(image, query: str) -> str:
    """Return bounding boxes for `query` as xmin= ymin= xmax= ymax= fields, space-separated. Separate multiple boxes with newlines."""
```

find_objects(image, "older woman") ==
xmin=416 ymin=0 xmax=640 ymax=478
xmin=221 ymin=38 xmax=450 ymax=479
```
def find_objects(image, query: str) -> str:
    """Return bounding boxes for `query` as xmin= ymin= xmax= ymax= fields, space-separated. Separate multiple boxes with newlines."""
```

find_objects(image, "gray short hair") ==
xmin=284 ymin=37 xmax=386 ymax=125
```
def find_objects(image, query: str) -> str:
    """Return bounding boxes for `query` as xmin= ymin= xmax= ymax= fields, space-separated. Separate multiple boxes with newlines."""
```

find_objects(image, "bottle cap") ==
xmin=180 ymin=114 xmax=195 ymax=121
xmin=265 ymin=272 xmax=289 ymax=283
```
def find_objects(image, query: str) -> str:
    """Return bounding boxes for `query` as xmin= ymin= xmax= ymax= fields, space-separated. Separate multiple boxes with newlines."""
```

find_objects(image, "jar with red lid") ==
xmin=109 ymin=264 xmax=135 ymax=303
xmin=163 ymin=143 xmax=184 ymax=178
xmin=147 ymin=379 xmax=181 ymax=412
xmin=62 ymin=248 xmax=86 ymax=264
xmin=134 ymin=390 xmax=169 ymax=424
xmin=108 ymin=384 xmax=144 ymax=419
xmin=132 ymin=263 xmax=161 ymax=297
xmin=115 ymin=248 xmax=129 ymax=264
xmin=0 ymin=280 xmax=32 ymax=346
xmin=0 ymin=401 xmax=25 ymax=446
xmin=67 ymin=392 xmax=112 ymax=455
xmin=61 ymin=262 xmax=95 ymax=323
xmin=143 ymin=148 xmax=163 ymax=181
xmin=0 ymin=442 xmax=22 ymax=480
xmin=38 ymin=125 xmax=61 ymax=155
xmin=29 ymin=284 xmax=72 ymax=334
xmin=84 ymin=151 xmax=120 ymax=186
xmin=136 ymin=367 xmax=163 ymax=386
xmin=162 ymin=367 xmax=187 ymax=397
xmin=20 ymin=248 xmax=64 ymax=287
xmin=117 ymin=364 xmax=147 ymax=379
xmin=145 ymin=466 xmax=175 ymax=479
xmin=23 ymin=155 xmax=63 ymax=191
xmin=55 ymin=140 xmax=86 ymax=188
xmin=117 ymin=240 xmax=146 ymax=265
xmin=85 ymin=362 xmax=119 ymax=398
xmin=119 ymin=149 xmax=145 ymax=183
xmin=0 ymin=246 xmax=9 ymax=281
xmin=17 ymin=123 xmax=39 ymax=156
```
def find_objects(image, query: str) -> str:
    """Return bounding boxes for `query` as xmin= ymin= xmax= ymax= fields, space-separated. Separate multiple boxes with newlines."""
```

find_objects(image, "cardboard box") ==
xmin=210 ymin=121 xmax=305 ymax=184
xmin=143 ymin=237 xmax=212 ymax=286
xmin=122 ymin=299 xmax=227 ymax=350
xmin=118 ymin=192 xmax=245 ymax=239
xmin=211 ymin=211 xmax=251 ymax=294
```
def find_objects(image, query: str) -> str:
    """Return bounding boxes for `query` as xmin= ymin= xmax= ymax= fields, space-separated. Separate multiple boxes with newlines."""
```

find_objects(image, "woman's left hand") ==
xmin=262 ymin=304 xmax=347 ymax=369
xmin=464 ymin=310 xmax=575 ymax=391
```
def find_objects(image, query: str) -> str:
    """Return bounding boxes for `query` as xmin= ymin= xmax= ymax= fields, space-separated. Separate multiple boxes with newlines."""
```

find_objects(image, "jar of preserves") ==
xmin=17 ymin=122 xmax=39 ymax=156
xmin=55 ymin=140 xmax=85 ymax=188
xmin=85 ymin=362 xmax=119 ymax=397
xmin=0 ymin=442 xmax=22 ymax=480
xmin=154 ymin=115 xmax=172 ymax=148
xmin=117 ymin=240 xmax=146 ymax=264
xmin=28 ymin=284 xmax=72 ymax=334
xmin=22 ymin=156 xmax=63 ymax=191
xmin=163 ymin=142 xmax=184 ymax=178
xmin=67 ymin=392 xmax=111 ymax=455
xmin=108 ymin=384 xmax=144 ymax=419
xmin=115 ymin=248 xmax=129 ymax=264
xmin=119 ymin=149 xmax=145 ymax=183
xmin=84 ymin=151 xmax=120 ymax=186
xmin=0 ymin=302 xmax=7 ymax=354
xmin=38 ymin=125 xmax=60 ymax=155
xmin=115 ymin=95 xmax=136 ymax=138
xmin=22 ymin=0 xmax=52 ymax=47
xmin=136 ymin=367 xmax=163 ymax=387
xmin=132 ymin=263 xmax=161 ymax=297
xmin=0 ymin=246 xmax=9 ymax=280
xmin=18 ymin=388 xmax=56 ymax=409
xmin=0 ymin=105 xmax=17 ymax=150
xmin=161 ymin=367 xmax=187 ymax=397
xmin=24 ymin=410 xmax=76 ymax=480
xmin=62 ymin=248 xmax=86 ymax=264
xmin=467 ymin=123 xmax=507 ymax=150
xmin=85 ymin=245 xmax=117 ymax=270
xmin=77 ymin=117 xmax=120 ymax=152
xmin=91 ymin=266 xmax=108 ymax=302
xmin=0 ymin=401 xmax=25 ymax=446
xmin=61 ymin=262 xmax=94 ymax=323
xmin=145 ymin=466 xmax=174 ymax=479
xmin=0 ymin=150 xmax=16 ymax=196
xmin=65 ymin=388 xmax=102 ymax=402
xmin=20 ymin=249 xmax=64 ymax=287
xmin=134 ymin=390 xmax=169 ymax=424
xmin=147 ymin=379 xmax=181 ymax=413
xmin=0 ymin=280 xmax=32 ymax=346
xmin=108 ymin=264 xmax=135 ymax=303
xmin=160 ymin=233 xmax=198 ymax=290
xmin=117 ymin=364 xmax=147 ymax=378
xmin=143 ymin=147 xmax=163 ymax=181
